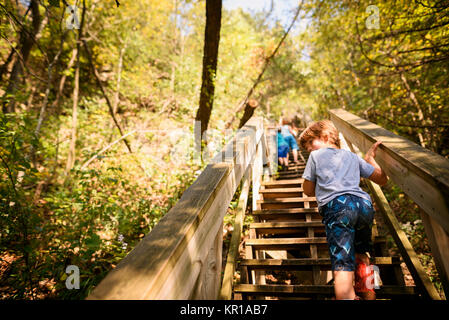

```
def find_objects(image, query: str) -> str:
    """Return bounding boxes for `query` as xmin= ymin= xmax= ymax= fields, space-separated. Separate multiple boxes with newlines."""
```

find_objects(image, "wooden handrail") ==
xmin=330 ymin=108 xmax=449 ymax=299
xmin=87 ymin=117 xmax=267 ymax=300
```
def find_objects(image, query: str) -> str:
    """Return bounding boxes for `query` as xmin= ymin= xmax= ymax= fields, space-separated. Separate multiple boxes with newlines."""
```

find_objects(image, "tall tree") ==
xmin=1 ymin=0 xmax=42 ymax=113
xmin=65 ymin=0 xmax=87 ymax=174
xmin=194 ymin=0 xmax=222 ymax=150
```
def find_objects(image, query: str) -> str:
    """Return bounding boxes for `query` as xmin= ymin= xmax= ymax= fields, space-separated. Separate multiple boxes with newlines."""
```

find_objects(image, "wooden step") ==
xmin=245 ymin=237 xmax=387 ymax=251
xmin=252 ymin=208 xmax=319 ymax=215
xmin=278 ymin=167 xmax=304 ymax=172
xmin=234 ymin=284 xmax=419 ymax=299
xmin=277 ymin=167 xmax=303 ymax=170
xmin=259 ymin=187 xmax=303 ymax=199
xmin=250 ymin=221 xmax=323 ymax=229
xmin=258 ymin=197 xmax=317 ymax=209
xmin=284 ymin=164 xmax=306 ymax=169
xmin=251 ymin=208 xmax=320 ymax=221
xmin=260 ymin=187 xmax=304 ymax=193
xmin=275 ymin=173 xmax=303 ymax=180
xmin=250 ymin=221 xmax=324 ymax=235
xmin=245 ymin=237 xmax=328 ymax=250
xmin=279 ymin=168 xmax=306 ymax=173
xmin=283 ymin=165 xmax=306 ymax=172
xmin=258 ymin=197 xmax=316 ymax=204
xmin=240 ymin=257 xmax=402 ymax=271
xmin=262 ymin=179 xmax=304 ymax=188
xmin=251 ymin=221 xmax=323 ymax=229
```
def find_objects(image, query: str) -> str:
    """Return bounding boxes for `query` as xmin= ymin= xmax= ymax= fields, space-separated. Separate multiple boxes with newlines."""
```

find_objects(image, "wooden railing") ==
xmin=87 ymin=117 xmax=276 ymax=299
xmin=330 ymin=108 xmax=449 ymax=299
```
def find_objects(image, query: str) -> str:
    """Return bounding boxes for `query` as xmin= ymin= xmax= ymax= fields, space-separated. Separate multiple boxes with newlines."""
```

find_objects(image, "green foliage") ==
xmin=300 ymin=0 xmax=449 ymax=155
xmin=0 ymin=113 xmax=41 ymax=298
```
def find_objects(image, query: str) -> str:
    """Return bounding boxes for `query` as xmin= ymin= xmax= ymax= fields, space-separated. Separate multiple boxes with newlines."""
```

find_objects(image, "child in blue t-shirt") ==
xmin=299 ymin=120 xmax=388 ymax=300
xmin=277 ymin=129 xmax=290 ymax=170
xmin=280 ymin=117 xmax=300 ymax=164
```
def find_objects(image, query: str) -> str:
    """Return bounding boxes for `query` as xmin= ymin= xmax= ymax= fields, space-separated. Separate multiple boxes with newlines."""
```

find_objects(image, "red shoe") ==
xmin=354 ymin=257 xmax=375 ymax=294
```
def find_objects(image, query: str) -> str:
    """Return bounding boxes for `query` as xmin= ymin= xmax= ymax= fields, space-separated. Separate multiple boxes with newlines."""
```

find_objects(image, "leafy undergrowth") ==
xmin=0 ymin=113 xmax=202 ymax=299
xmin=0 ymin=163 xmax=200 ymax=299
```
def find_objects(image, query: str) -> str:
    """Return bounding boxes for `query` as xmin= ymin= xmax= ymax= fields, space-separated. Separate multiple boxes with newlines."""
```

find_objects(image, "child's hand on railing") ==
xmin=364 ymin=140 xmax=388 ymax=186
xmin=365 ymin=140 xmax=383 ymax=159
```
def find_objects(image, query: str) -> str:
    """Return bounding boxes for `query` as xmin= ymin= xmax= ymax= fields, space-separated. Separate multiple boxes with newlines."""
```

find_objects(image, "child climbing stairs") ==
xmin=234 ymin=150 xmax=419 ymax=300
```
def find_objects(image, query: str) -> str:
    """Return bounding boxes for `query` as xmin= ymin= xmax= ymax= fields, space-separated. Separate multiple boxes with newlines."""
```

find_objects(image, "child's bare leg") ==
xmin=278 ymin=157 xmax=288 ymax=168
xmin=292 ymin=149 xmax=298 ymax=162
xmin=333 ymin=271 xmax=356 ymax=300
xmin=278 ymin=157 xmax=284 ymax=167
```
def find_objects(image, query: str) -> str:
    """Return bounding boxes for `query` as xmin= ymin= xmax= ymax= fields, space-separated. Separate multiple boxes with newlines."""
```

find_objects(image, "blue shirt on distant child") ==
xmin=277 ymin=132 xmax=289 ymax=158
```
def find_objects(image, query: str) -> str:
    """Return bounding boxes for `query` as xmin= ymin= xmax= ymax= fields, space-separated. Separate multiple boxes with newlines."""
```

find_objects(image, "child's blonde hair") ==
xmin=299 ymin=120 xmax=341 ymax=149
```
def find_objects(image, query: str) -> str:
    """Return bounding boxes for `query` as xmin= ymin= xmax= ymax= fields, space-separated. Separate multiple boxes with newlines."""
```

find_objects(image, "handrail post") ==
xmin=191 ymin=221 xmax=223 ymax=299
xmin=420 ymin=211 xmax=449 ymax=298
xmin=265 ymin=124 xmax=277 ymax=179
xmin=252 ymin=138 xmax=263 ymax=212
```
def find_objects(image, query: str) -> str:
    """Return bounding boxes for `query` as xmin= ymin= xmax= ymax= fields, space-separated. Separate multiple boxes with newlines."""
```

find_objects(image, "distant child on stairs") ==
xmin=299 ymin=120 xmax=388 ymax=300
xmin=277 ymin=128 xmax=290 ymax=171
xmin=280 ymin=117 xmax=300 ymax=165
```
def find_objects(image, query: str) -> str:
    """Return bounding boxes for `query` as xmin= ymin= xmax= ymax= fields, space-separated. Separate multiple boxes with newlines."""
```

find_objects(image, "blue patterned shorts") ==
xmin=319 ymin=194 xmax=374 ymax=271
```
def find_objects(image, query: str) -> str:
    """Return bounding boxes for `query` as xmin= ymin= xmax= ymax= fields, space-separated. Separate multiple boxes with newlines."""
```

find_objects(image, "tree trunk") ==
xmin=0 ymin=46 xmax=16 ymax=83
xmin=194 ymin=0 xmax=222 ymax=150
xmin=107 ymin=40 xmax=127 ymax=143
xmin=2 ymin=0 xmax=41 ymax=113
xmin=238 ymin=99 xmax=259 ymax=128
xmin=65 ymin=0 xmax=86 ymax=174
xmin=113 ymin=41 xmax=127 ymax=115
xmin=52 ymin=47 xmax=78 ymax=114
xmin=65 ymin=47 xmax=80 ymax=174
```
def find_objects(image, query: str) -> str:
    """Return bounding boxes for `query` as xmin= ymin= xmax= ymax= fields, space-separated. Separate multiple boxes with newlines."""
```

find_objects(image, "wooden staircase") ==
xmin=234 ymin=151 xmax=420 ymax=300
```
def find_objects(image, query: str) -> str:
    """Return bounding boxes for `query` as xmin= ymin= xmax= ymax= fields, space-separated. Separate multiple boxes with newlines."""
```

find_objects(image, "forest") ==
xmin=0 ymin=0 xmax=448 ymax=299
